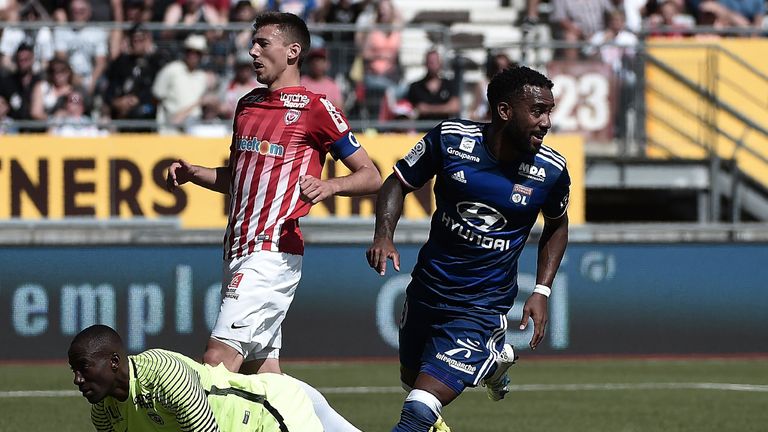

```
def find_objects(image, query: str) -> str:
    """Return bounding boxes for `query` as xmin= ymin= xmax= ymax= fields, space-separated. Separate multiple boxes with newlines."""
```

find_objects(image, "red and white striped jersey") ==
xmin=224 ymin=86 xmax=356 ymax=258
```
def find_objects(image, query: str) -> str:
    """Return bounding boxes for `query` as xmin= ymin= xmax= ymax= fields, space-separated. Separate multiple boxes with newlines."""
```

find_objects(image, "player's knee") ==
xmin=202 ymin=349 xmax=225 ymax=368
xmin=399 ymin=366 xmax=417 ymax=391
xmin=392 ymin=389 xmax=442 ymax=432
xmin=203 ymin=343 xmax=240 ymax=371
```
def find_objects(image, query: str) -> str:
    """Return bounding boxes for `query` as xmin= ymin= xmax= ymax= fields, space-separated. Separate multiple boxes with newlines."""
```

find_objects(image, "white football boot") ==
xmin=482 ymin=344 xmax=518 ymax=401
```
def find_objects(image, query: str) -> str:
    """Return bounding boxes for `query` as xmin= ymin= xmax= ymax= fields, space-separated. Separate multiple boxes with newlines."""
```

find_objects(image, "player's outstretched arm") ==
xmin=520 ymin=212 xmax=569 ymax=349
xmin=166 ymin=159 xmax=231 ymax=195
xmin=366 ymin=174 xmax=408 ymax=276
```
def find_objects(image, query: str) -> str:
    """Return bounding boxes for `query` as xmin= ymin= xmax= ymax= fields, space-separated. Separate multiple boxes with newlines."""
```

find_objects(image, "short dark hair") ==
xmin=252 ymin=11 xmax=311 ymax=65
xmin=70 ymin=325 xmax=124 ymax=357
xmin=487 ymin=65 xmax=553 ymax=115
xmin=16 ymin=42 xmax=34 ymax=56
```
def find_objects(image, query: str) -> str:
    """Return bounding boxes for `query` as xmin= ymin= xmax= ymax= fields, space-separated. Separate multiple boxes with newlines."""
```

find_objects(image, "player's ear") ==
xmin=110 ymin=352 xmax=120 ymax=372
xmin=496 ymin=102 xmax=511 ymax=121
xmin=287 ymin=42 xmax=302 ymax=63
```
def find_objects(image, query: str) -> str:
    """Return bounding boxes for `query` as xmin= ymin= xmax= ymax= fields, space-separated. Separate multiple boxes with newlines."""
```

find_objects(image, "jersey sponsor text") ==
xmin=441 ymin=212 xmax=511 ymax=251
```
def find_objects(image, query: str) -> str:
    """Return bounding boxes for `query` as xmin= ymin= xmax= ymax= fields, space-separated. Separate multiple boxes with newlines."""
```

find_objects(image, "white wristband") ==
xmin=533 ymin=284 xmax=551 ymax=298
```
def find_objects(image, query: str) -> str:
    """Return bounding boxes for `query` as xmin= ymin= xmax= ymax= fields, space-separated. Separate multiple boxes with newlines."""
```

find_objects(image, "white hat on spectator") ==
xmin=184 ymin=34 xmax=208 ymax=52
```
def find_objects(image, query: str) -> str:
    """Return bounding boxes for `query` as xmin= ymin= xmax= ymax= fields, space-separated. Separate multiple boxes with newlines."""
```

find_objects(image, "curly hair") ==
xmin=487 ymin=66 xmax=554 ymax=118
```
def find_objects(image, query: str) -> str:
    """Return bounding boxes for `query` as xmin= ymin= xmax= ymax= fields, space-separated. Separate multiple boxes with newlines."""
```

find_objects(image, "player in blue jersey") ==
xmin=366 ymin=66 xmax=569 ymax=432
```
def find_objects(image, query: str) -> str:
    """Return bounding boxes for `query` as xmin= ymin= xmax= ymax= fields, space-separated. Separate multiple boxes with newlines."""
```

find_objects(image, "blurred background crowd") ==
xmin=0 ymin=0 xmax=765 ymax=136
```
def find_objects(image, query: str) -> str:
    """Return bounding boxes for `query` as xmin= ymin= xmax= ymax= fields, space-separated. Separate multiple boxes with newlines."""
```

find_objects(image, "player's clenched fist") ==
xmin=299 ymin=174 xmax=337 ymax=204
xmin=166 ymin=159 xmax=195 ymax=190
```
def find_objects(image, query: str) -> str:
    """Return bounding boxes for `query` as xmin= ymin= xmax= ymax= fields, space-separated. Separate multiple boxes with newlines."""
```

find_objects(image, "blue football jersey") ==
xmin=394 ymin=119 xmax=570 ymax=313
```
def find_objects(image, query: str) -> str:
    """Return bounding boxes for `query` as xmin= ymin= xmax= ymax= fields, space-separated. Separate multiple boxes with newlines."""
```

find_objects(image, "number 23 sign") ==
xmin=547 ymin=61 xmax=616 ymax=142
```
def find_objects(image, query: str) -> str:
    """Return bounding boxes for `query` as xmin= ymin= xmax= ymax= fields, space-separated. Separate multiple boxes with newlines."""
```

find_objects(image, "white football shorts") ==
xmin=211 ymin=250 xmax=303 ymax=361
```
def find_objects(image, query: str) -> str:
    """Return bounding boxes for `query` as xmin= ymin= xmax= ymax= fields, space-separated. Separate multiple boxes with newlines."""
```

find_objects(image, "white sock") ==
xmin=291 ymin=377 xmax=362 ymax=432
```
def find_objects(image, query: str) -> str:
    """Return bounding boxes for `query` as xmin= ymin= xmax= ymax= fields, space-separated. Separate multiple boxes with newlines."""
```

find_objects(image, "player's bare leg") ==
xmin=203 ymin=338 xmax=244 ymax=372
xmin=240 ymin=357 xmax=281 ymax=374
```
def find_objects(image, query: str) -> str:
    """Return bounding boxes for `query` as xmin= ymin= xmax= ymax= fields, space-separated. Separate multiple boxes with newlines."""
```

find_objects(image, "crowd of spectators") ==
xmin=0 ymin=0 xmax=766 ymax=136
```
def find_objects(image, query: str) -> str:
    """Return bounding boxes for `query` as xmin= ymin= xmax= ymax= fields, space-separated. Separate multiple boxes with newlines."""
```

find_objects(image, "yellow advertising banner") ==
xmin=0 ymin=133 xmax=584 ymax=228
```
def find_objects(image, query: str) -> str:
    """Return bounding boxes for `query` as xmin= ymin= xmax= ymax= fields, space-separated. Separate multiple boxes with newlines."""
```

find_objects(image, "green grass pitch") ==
xmin=1 ymin=357 xmax=767 ymax=431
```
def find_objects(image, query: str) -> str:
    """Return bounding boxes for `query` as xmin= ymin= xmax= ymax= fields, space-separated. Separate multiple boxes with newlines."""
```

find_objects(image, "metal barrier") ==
xmin=1 ymin=20 xmax=646 ymax=141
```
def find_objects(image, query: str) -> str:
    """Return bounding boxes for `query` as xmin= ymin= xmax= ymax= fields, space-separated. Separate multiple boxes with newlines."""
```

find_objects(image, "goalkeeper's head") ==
xmin=68 ymin=325 xmax=129 ymax=404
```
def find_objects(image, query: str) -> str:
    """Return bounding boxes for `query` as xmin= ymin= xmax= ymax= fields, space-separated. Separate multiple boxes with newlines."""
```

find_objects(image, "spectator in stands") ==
xmin=551 ymin=0 xmax=615 ymax=60
xmin=301 ymin=47 xmax=343 ymax=108
xmin=0 ymin=94 xmax=18 ymax=135
xmin=622 ymin=0 xmax=649 ymax=32
xmin=584 ymin=9 xmax=638 ymax=69
xmin=162 ymin=0 xmax=226 ymax=73
xmin=267 ymin=0 xmax=321 ymax=22
xmin=1 ymin=44 xmax=42 ymax=126
xmin=162 ymin=0 xmax=224 ymax=38
xmin=162 ymin=0 xmax=218 ymax=25
xmin=523 ymin=0 xmax=541 ymax=25
xmin=646 ymin=0 xmax=694 ymax=36
xmin=110 ymin=0 xmax=154 ymax=55
xmin=103 ymin=25 xmax=162 ymax=131
xmin=152 ymin=33 xmax=215 ymax=134
xmin=124 ymin=0 xmax=152 ymax=22
xmin=0 ymin=1 xmax=54 ymax=73
xmin=53 ymin=0 xmax=108 ymax=95
xmin=150 ymin=0 xmax=176 ymax=21
xmin=695 ymin=0 xmax=765 ymax=29
xmin=317 ymin=0 xmax=369 ymax=79
xmin=0 ymin=0 xmax=18 ymax=22
xmin=31 ymin=57 xmax=86 ymax=121
xmin=229 ymin=0 xmax=259 ymax=59
xmin=406 ymin=49 xmax=460 ymax=123
xmin=48 ymin=89 xmax=104 ymax=136
xmin=53 ymin=0 xmax=122 ymax=22
xmin=359 ymin=0 xmax=403 ymax=119
xmin=585 ymin=9 xmax=638 ymax=138
xmin=469 ymin=51 xmax=515 ymax=121
xmin=219 ymin=52 xmax=263 ymax=118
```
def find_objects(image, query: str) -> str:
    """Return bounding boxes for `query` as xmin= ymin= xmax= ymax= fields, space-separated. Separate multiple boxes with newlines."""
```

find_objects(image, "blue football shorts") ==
xmin=398 ymin=295 xmax=509 ymax=394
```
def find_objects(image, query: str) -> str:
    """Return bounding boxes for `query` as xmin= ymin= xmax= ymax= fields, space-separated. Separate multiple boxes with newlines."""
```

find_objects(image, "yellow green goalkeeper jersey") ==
xmin=90 ymin=349 xmax=322 ymax=432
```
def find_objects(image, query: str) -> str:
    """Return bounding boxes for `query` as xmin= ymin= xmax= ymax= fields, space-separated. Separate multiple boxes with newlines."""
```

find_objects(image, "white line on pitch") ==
xmin=3 ymin=383 xmax=768 ymax=398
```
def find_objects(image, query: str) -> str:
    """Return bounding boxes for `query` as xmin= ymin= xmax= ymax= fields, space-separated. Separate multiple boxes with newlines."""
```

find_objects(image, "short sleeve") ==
xmin=393 ymin=125 xmax=442 ymax=190
xmin=308 ymin=97 xmax=351 ymax=154
xmin=541 ymin=166 xmax=571 ymax=218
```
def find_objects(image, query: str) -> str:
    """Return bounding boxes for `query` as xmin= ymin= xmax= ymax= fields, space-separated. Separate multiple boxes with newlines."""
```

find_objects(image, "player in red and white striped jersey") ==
xmin=167 ymin=11 xmax=380 ymax=384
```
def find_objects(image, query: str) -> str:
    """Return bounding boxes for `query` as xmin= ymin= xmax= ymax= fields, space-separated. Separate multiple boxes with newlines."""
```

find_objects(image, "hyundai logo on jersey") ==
xmin=456 ymin=202 xmax=507 ymax=232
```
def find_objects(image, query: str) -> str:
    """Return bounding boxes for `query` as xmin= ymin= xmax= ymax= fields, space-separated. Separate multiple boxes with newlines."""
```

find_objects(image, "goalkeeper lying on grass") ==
xmin=68 ymin=324 xmax=322 ymax=432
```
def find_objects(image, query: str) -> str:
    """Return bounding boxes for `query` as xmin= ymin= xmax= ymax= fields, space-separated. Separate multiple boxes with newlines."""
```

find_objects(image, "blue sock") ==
xmin=392 ymin=389 xmax=441 ymax=432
